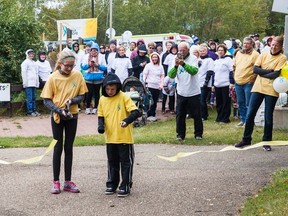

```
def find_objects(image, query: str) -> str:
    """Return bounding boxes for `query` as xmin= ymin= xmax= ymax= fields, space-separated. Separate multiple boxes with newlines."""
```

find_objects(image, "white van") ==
xmin=113 ymin=33 xmax=193 ymax=52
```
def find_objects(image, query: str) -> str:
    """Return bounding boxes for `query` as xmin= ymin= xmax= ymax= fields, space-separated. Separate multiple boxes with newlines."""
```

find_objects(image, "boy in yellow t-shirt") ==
xmin=98 ymin=73 xmax=140 ymax=197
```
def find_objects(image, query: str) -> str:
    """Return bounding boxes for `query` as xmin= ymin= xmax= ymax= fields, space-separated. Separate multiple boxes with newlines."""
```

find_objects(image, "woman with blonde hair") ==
xmin=41 ymin=49 xmax=88 ymax=194
xmin=111 ymin=45 xmax=133 ymax=83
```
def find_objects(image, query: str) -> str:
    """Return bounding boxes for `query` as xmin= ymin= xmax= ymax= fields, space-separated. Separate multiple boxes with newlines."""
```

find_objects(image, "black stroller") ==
xmin=122 ymin=76 xmax=153 ymax=127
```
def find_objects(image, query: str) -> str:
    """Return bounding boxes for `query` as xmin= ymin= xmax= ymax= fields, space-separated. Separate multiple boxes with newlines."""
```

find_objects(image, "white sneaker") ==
xmin=236 ymin=121 xmax=245 ymax=127
xmin=147 ymin=116 xmax=153 ymax=121
xmin=91 ymin=108 xmax=97 ymax=114
xmin=147 ymin=116 xmax=157 ymax=122
xmin=85 ymin=108 xmax=92 ymax=115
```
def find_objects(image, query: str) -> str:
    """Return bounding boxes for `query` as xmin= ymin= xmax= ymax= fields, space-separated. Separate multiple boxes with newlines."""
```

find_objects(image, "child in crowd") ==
xmin=125 ymin=86 xmax=140 ymax=105
xmin=229 ymin=87 xmax=239 ymax=120
xmin=98 ymin=73 xmax=140 ymax=197
xmin=161 ymin=76 xmax=176 ymax=114
xmin=41 ymin=49 xmax=88 ymax=194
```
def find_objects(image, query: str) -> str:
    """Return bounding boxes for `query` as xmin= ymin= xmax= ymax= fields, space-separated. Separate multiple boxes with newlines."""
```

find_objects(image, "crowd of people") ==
xmin=20 ymin=32 xmax=287 ymax=196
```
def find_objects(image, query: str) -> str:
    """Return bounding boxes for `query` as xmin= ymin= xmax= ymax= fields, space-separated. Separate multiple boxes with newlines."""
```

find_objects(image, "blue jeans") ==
xmin=234 ymin=83 xmax=253 ymax=123
xmin=25 ymin=87 xmax=37 ymax=114
xmin=243 ymin=92 xmax=278 ymax=143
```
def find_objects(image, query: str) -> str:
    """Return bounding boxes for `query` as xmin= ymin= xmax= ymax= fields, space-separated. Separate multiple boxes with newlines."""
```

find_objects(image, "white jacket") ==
xmin=21 ymin=54 xmax=39 ymax=88
xmin=112 ymin=57 xmax=132 ymax=83
xmin=214 ymin=56 xmax=233 ymax=87
xmin=36 ymin=60 xmax=52 ymax=81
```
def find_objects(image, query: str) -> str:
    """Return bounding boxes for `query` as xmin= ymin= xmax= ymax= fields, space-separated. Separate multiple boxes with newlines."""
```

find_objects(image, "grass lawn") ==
xmin=0 ymin=107 xmax=287 ymax=148
xmin=1 ymin=108 xmax=288 ymax=215
xmin=240 ymin=169 xmax=288 ymax=215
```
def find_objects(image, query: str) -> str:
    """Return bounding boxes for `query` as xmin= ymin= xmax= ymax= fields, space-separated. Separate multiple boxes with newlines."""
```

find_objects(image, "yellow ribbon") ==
xmin=157 ymin=141 xmax=288 ymax=162
xmin=0 ymin=139 xmax=57 ymax=165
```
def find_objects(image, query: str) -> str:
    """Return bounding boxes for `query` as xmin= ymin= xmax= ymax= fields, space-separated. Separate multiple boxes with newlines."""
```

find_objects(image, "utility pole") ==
xmin=34 ymin=0 xmax=37 ymax=20
xmin=109 ymin=0 xmax=112 ymax=41
xmin=91 ymin=0 xmax=94 ymax=18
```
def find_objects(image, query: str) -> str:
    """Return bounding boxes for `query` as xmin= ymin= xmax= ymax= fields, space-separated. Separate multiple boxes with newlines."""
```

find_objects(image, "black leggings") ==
xmin=86 ymin=82 xmax=101 ymax=109
xmin=147 ymin=88 xmax=161 ymax=117
xmin=162 ymin=94 xmax=175 ymax=112
xmin=51 ymin=117 xmax=78 ymax=181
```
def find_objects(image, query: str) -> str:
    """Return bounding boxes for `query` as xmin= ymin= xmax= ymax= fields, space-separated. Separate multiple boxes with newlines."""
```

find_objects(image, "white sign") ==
xmin=0 ymin=83 xmax=10 ymax=101
xmin=272 ymin=0 xmax=288 ymax=14
xmin=105 ymin=28 xmax=116 ymax=39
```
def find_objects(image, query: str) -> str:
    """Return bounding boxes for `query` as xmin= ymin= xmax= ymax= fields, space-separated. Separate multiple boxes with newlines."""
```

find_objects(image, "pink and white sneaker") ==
xmin=51 ymin=181 xmax=61 ymax=194
xmin=63 ymin=181 xmax=80 ymax=193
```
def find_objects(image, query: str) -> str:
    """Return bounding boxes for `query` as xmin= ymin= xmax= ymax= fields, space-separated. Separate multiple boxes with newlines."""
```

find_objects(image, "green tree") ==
xmin=0 ymin=0 xmax=44 ymax=84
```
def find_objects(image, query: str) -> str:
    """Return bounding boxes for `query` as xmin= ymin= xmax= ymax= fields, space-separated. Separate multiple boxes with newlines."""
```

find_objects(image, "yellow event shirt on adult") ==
xmin=252 ymin=52 xmax=287 ymax=97
xmin=233 ymin=50 xmax=259 ymax=84
xmin=40 ymin=70 xmax=88 ymax=114
xmin=98 ymin=91 xmax=137 ymax=144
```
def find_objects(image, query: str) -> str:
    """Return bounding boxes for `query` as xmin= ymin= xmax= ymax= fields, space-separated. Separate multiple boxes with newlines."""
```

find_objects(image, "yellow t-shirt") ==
xmin=98 ymin=91 xmax=137 ymax=144
xmin=252 ymin=52 xmax=287 ymax=97
xmin=40 ymin=70 xmax=88 ymax=114
xmin=233 ymin=50 xmax=259 ymax=84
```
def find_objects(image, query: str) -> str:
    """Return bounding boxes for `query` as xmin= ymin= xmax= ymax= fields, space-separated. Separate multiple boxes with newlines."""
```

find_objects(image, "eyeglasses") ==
xmin=100 ymin=47 xmax=104 ymax=49
xmin=62 ymin=64 xmax=75 ymax=68
xmin=74 ymin=45 xmax=79 ymax=47
xmin=149 ymin=47 xmax=154 ymax=49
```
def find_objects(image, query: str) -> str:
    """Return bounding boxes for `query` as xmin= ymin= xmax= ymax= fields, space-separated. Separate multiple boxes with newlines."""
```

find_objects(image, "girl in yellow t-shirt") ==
xmin=41 ymin=49 xmax=88 ymax=194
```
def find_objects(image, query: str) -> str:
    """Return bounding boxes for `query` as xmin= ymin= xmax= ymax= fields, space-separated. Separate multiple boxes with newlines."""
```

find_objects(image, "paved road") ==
xmin=1 ymin=144 xmax=287 ymax=216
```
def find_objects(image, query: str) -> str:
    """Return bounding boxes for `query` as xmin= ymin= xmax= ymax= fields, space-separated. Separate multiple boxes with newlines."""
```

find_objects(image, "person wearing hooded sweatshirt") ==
xmin=143 ymin=52 xmax=165 ymax=121
xmin=111 ymin=45 xmax=133 ymax=83
xmin=132 ymin=44 xmax=150 ymax=79
xmin=130 ymin=38 xmax=145 ymax=61
xmin=36 ymin=50 xmax=52 ymax=89
xmin=21 ymin=49 xmax=40 ymax=117
xmin=71 ymin=41 xmax=85 ymax=72
xmin=97 ymin=73 xmax=140 ymax=197
xmin=81 ymin=42 xmax=107 ymax=114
